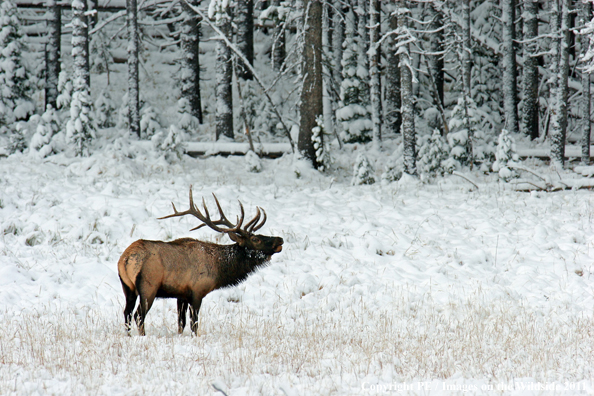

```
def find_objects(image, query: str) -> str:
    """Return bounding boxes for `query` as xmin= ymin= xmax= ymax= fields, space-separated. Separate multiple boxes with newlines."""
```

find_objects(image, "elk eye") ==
xmin=251 ymin=237 xmax=259 ymax=243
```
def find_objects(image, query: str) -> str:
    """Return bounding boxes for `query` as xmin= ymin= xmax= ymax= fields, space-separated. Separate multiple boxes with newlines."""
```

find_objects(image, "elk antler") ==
xmin=158 ymin=186 xmax=267 ymax=236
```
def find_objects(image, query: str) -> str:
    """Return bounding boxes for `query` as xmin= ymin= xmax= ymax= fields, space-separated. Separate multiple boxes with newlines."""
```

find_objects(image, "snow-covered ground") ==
xmin=0 ymin=144 xmax=593 ymax=395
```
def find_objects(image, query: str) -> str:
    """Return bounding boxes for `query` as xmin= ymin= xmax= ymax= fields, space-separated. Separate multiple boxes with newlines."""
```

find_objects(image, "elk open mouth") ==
xmin=274 ymin=245 xmax=283 ymax=253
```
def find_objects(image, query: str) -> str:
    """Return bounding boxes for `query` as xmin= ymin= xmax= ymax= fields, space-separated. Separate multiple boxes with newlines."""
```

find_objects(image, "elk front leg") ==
xmin=189 ymin=297 xmax=203 ymax=336
xmin=177 ymin=299 xmax=189 ymax=334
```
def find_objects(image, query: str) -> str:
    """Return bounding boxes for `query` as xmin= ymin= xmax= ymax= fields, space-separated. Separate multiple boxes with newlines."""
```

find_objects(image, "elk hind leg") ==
xmin=134 ymin=275 xmax=158 ymax=336
xmin=177 ymin=299 xmax=189 ymax=334
xmin=120 ymin=278 xmax=137 ymax=336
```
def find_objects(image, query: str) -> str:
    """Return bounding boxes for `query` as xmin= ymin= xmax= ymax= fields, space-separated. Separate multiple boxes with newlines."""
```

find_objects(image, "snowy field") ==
xmin=0 ymin=145 xmax=593 ymax=395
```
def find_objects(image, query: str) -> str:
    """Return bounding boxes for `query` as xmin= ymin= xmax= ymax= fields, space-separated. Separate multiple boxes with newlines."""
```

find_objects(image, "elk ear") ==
xmin=228 ymin=232 xmax=246 ymax=246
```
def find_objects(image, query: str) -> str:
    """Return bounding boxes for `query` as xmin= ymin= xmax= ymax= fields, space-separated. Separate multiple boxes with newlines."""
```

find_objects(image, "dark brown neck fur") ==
xmin=215 ymin=244 xmax=271 ymax=289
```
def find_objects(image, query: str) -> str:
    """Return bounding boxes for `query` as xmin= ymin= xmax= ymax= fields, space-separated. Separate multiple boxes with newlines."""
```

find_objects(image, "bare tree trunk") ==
xmin=522 ymin=0 xmax=539 ymax=140
xmin=299 ymin=0 xmax=323 ymax=168
xmin=369 ymin=0 xmax=381 ymax=146
xmin=385 ymin=6 xmax=401 ymax=135
xmin=72 ymin=0 xmax=90 ymax=93
xmin=461 ymin=0 xmax=471 ymax=97
xmin=180 ymin=0 xmax=203 ymax=123
xmin=127 ymin=0 xmax=140 ymax=136
xmin=271 ymin=0 xmax=286 ymax=71
xmin=398 ymin=2 xmax=416 ymax=176
xmin=322 ymin=2 xmax=335 ymax=141
xmin=45 ymin=0 xmax=61 ymax=110
xmin=428 ymin=3 xmax=444 ymax=117
xmin=213 ymin=4 xmax=233 ymax=140
xmin=236 ymin=0 xmax=253 ymax=80
xmin=580 ymin=0 xmax=591 ymax=165
xmin=502 ymin=0 xmax=519 ymax=134
xmin=357 ymin=0 xmax=369 ymax=105
xmin=550 ymin=0 xmax=570 ymax=167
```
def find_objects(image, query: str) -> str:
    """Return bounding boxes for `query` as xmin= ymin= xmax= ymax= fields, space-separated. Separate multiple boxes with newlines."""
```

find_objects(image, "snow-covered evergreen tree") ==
xmin=492 ymin=128 xmax=519 ymax=181
xmin=245 ymin=150 xmax=262 ymax=173
xmin=66 ymin=91 xmax=96 ymax=156
xmin=140 ymin=105 xmax=161 ymax=139
xmin=175 ymin=97 xmax=200 ymax=136
xmin=447 ymin=96 xmax=479 ymax=168
xmin=56 ymin=70 xmax=72 ymax=111
xmin=152 ymin=124 xmax=187 ymax=161
xmin=30 ymin=105 xmax=60 ymax=157
xmin=7 ymin=122 xmax=27 ymax=154
xmin=94 ymin=91 xmax=116 ymax=128
xmin=312 ymin=116 xmax=331 ymax=171
xmin=335 ymin=9 xmax=372 ymax=144
xmin=417 ymin=129 xmax=449 ymax=179
xmin=0 ymin=0 xmax=34 ymax=127
xmin=351 ymin=153 xmax=375 ymax=185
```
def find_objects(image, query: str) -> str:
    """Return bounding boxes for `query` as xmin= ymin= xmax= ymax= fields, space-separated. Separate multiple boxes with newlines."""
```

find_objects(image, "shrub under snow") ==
xmin=492 ymin=128 xmax=519 ymax=181
xmin=352 ymin=153 xmax=375 ymax=185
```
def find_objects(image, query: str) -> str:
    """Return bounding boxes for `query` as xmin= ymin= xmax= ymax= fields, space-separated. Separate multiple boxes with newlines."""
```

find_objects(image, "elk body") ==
xmin=117 ymin=188 xmax=283 ymax=336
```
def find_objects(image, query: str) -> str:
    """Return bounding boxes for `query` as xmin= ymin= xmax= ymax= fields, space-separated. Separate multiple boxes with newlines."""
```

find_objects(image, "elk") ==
xmin=117 ymin=187 xmax=284 ymax=336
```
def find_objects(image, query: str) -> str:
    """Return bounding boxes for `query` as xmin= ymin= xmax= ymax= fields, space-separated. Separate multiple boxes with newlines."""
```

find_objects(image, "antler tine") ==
xmin=251 ymin=207 xmax=267 ymax=232
xmin=245 ymin=206 xmax=261 ymax=233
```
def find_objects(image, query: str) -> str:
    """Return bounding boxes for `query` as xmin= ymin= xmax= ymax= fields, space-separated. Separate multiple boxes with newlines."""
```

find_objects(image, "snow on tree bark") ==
xmin=298 ymin=0 xmax=323 ymax=168
xmin=332 ymin=0 xmax=343 ymax=90
xmin=356 ymin=0 xmax=369 ymax=106
xmin=427 ymin=3 xmax=444 ymax=124
xmin=521 ymin=0 xmax=539 ymax=140
xmin=580 ymin=1 xmax=591 ymax=165
xmin=45 ymin=0 xmax=61 ymax=110
xmin=235 ymin=0 xmax=253 ymax=80
xmin=369 ymin=0 xmax=381 ymax=146
xmin=502 ymin=0 xmax=518 ymax=135
xmin=210 ymin=0 xmax=233 ymax=140
xmin=67 ymin=0 xmax=95 ymax=155
xmin=271 ymin=0 xmax=286 ymax=71
xmin=397 ymin=3 xmax=416 ymax=176
xmin=550 ymin=0 xmax=570 ymax=167
xmin=461 ymin=0 xmax=471 ymax=97
xmin=180 ymin=0 xmax=203 ymax=123
xmin=126 ymin=0 xmax=140 ymax=136
xmin=322 ymin=2 xmax=336 ymax=141
xmin=385 ymin=6 xmax=401 ymax=135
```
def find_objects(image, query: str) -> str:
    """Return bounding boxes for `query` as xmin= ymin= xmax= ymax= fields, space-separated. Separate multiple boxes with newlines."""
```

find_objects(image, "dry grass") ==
xmin=1 ymin=290 xmax=592 ymax=395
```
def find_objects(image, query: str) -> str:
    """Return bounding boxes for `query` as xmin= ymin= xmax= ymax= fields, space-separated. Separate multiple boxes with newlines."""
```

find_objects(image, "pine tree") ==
xmin=580 ymin=0 xmax=592 ymax=165
xmin=140 ymin=105 xmax=161 ymax=139
xmin=351 ymin=153 xmax=375 ymax=185
xmin=56 ymin=70 xmax=72 ymax=111
xmin=153 ymin=124 xmax=187 ymax=161
xmin=90 ymin=29 xmax=112 ymax=85
xmin=0 ymin=0 xmax=34 ymax=127
xmin=298 ymin=0 xmax=323 ymax=167
xmin=492 ymin=128 xmax=519 ymax=181
xmin=417 ymin=129 xmax=449 ymax=179
xmin=209 ymin=0 xmax=233 ymax=140
xmin=68 ymin=0 xmax=95 ymax=155
xmin=235 ymin=0 xmax=254 ymax=80
xmin=550 ymin=0 xmax=570 ymax=168
xmin=175 ymin=97 xmax=200 ymax=135
xmin=312 ymin=116 xmax=331 ymax=171
xmin=522 ymin=0 xmax=539 ymax=140
xmin=30 ymin=105 xmax=60 ymax=157
xmin=336 ymin=9 xmax=372 ymax=144
xmin=7 ymin=122 xmax=27 ymax=154
xmin=179 ymin=0 xmax=202 ymax=122
xmin=45 ymin=0 xmax=61 ymax=109
xmin=502 ymin=0 xmax=519 ymax=135
xmin=397 ymin=2 xmax=416 ymax=176
xmin=127 ymin=0 xmax=140 ymax=136
xmin=384 ymin=4 xmax=400 ymax=135
xmin=94 ymin=91 xmax=115 ymax=128
xmin=447 ymin=96 xmax=480 ymax=168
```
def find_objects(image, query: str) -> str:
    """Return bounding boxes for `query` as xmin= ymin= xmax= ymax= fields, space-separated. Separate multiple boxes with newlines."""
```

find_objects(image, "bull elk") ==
xmin=117 ymin=187 xmax=284 ymax=336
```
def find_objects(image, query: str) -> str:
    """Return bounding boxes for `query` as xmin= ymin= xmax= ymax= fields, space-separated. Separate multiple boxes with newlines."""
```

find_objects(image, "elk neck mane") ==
xmin=216 ymin=243 xmax=272 ymax=289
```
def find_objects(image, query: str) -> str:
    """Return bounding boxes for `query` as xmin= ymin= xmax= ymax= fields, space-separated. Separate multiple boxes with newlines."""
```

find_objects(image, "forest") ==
xmin=0 ymin=0 xmax=593 ymax=394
